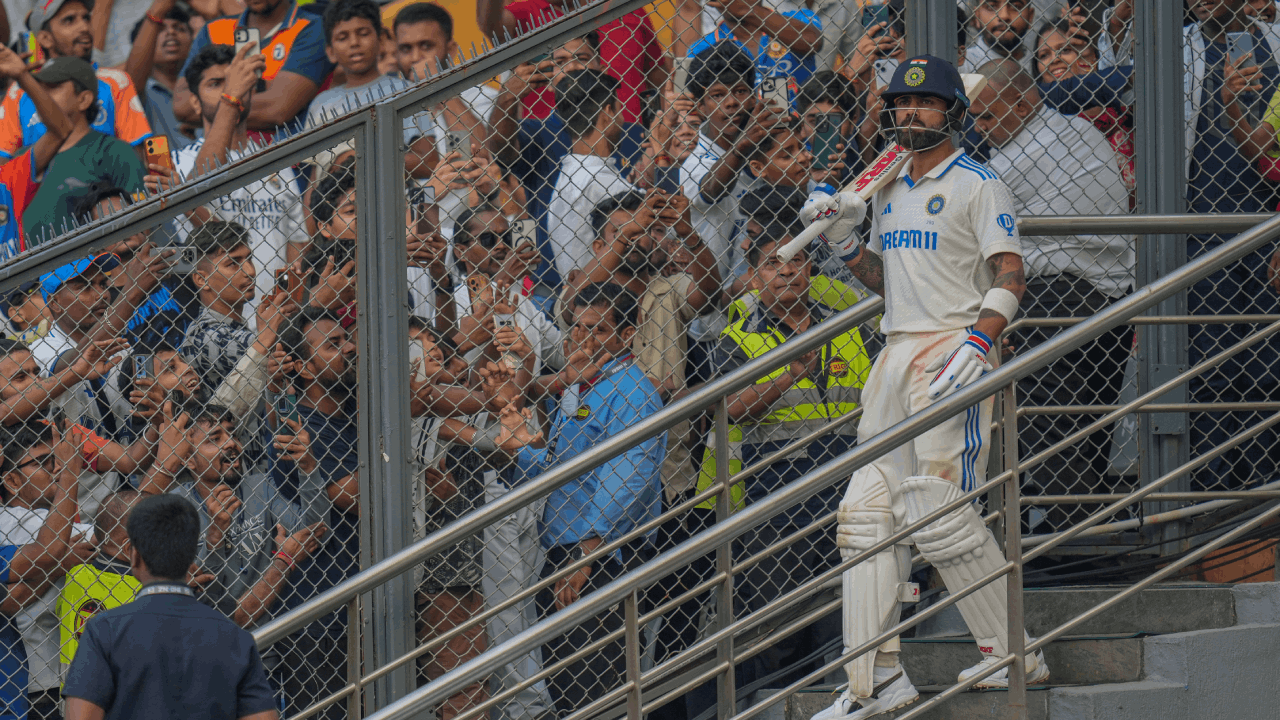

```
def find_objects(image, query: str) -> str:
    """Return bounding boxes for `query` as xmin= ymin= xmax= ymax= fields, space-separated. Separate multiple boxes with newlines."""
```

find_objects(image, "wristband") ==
xmin=274 ymin=550 xmax=294 ymax=567
xmin=980 ymin=288 xmax=1020 ymax=323
xmin=145 ymin=11 xmax=165 ymax=24
xmin=220 ymin=93 xmax=246 ymax=114
xmin=965 ymin=329 xmax=994 ymax=355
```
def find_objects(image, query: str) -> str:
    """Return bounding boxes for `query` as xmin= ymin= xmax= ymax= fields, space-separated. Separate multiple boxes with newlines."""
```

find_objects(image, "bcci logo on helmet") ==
xmin=905 ymin=67 xmax=925 ymax=87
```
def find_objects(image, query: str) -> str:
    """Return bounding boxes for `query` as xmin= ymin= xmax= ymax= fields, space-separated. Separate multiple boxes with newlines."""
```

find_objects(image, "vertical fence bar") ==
xmin=625 ymin=589 xmax=642 ymax=720
xmin=714 ymin=397 xmax=736 ymax=719
xmin=1133 ymin=0 xmax=1190 ymax=554
xmin=1002 ymin=382 xmax=1027 ymax=720
xmin=348 ymin=596 xmax=364 ymax=719
xmin=356 ymin=102 xmax=415 ymax=708
xmin=905 ymin=0 xmax=957 ymax=64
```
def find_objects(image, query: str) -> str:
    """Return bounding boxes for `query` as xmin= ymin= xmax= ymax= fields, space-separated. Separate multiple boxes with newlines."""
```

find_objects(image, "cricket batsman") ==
xmin=800 ymin=55 xmax=1048 ymax=719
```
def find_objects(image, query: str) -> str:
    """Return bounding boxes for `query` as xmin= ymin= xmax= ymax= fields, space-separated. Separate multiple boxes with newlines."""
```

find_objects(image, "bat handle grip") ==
xmin=776 ymin=218 xmax=832 ymax=264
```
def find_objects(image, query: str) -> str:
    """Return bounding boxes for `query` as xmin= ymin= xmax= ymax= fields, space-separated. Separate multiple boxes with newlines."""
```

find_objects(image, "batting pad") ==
xmin=837 ymin=471 xmax=911 ymax=697
xmin=900 ymin=476 xmax=1009 ymax=659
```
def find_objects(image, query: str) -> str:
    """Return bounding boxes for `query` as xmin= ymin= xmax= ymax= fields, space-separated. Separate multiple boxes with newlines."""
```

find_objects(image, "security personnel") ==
xmin=63 ymin=494 xmax=277 ymax=720
xmin=710 ymin=217 xmax=870 ymax=694
xmin=693 ymin=272 xmax=867 ymax=515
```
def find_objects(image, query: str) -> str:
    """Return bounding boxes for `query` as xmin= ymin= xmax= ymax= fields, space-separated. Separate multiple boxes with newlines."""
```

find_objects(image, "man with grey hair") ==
xmin=970 ymin=57 xmax=1133 ymax=530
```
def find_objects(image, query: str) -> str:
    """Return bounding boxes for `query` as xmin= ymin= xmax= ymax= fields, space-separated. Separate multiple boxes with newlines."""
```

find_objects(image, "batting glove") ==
xmin=801 ymin=185 xmax=867 ymax=262
xmin=924 ymin=331 xmax=995 ymax=401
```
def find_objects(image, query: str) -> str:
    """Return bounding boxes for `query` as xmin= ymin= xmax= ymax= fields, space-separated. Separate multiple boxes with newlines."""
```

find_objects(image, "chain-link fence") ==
xmin=0 ymin=0 xmax=1275 ymax=718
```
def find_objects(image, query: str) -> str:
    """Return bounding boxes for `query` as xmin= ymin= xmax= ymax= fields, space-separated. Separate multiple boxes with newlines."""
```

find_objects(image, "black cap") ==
xmin=881 ymin=55 xmax=969 ymax=109
xmin=32 ymin=56 xmax=97 ymax=98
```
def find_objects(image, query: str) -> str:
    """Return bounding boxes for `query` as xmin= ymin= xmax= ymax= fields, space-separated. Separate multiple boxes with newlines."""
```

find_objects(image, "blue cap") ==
xmin=882 ymin=55 xmax=969 ymax=109
xmin=39 ymin=254 xmax=120 ymax=302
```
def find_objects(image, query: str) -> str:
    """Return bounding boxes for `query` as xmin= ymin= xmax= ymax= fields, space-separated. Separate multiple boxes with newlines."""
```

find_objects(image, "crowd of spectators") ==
xmin=0 ymin=0 xmax=1273 ymax=718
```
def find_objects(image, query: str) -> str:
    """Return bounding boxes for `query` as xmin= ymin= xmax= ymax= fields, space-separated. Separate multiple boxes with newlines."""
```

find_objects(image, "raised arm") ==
xmin=125 ymin=0 xmax=175 ymax=99
xmin=9 ymin=422 xmax=81 ymax=580
xmin=231 ymin=521 xmax=324 ymax=627
xmin=477 ymin=0 xmax=520 ymax=41
xmin=192 ymin=44 xmax=264 ymax=176
xmin=0 ymin=46 xmax=73 ymax=172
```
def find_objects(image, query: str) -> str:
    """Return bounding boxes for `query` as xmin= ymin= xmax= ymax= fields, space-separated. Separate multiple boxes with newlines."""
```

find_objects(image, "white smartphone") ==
xmin=760 ymin=76 xmax=789 ymax=109
xmin=874 ymin=58 xmax=898 ymax=90
xmin=446 ymin=130 xmax=471 ymax=160
xmin=511 ymin=218 xmax=537 ymax=250
xmin=1228 ymin=31 xmax=1255 ymax=66
xmin=233 ymin=28 xmax=266 ymax=91
xmin=672 ymin=57 xmax=693 ymax=96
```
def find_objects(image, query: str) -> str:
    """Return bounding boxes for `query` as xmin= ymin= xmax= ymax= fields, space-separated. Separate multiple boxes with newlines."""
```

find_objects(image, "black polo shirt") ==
xmin=63 ymin=583 xmax=276 ymax=720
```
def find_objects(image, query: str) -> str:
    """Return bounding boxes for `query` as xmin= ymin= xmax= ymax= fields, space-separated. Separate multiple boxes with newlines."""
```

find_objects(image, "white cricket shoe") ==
xmin=809 ymin=667 xmax=919 ymax=720
xmin=957 ymin=649 xmax=1050 ymax=689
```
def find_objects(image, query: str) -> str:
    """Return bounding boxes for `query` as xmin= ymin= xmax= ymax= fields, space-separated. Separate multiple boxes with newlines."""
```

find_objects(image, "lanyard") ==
xmin=135 ymin=583 xmax=194 ymax=599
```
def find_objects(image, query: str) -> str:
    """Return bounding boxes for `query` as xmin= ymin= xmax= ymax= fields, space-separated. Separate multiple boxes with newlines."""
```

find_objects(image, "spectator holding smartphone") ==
xmin=162 ymin=43 xmax=309 ymax=317
xmin=173 ymin=0 xmax=334 ymax=136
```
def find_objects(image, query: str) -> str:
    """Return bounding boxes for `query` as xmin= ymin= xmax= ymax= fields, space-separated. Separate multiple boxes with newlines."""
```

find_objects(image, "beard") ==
xmin=895 ymin=125 xmax=952 ymax=151
xmin=621 ymin=252 xmax=657 ymax=277
xmin=320 ymin=366 xmax=358 ymax=394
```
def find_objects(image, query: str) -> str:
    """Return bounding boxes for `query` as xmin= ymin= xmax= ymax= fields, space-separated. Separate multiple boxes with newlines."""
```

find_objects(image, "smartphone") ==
xmin=860 ymin=4 xmax=891 ymax=32
xmin=18 ymin=31 xmax=43 ymax=70
xmin=275 ymin=267 xmax=306 ymax=304
xmin=149 ymin=245 xmax=194 ymax=273
xmin=510 ymin=218 xmax=537 ymax=250
xmin=811 ymin=113 xmax=843 ymax=170
xmin=446 ymin=130 xmax=472 ymax=160
xmin=672 ymin=57 xmax=693 ymax=96
xmin=233 ymin=27 xmax=267 ymax=92
xmin=760 ymin=76 xmax=789 ymax=109
xmin=654 ymin=163 xmax=681 ymax=194
xmin=133 ymin=354 xmax=153 ymax=380
xmin=1228 ymin=31 xmax=1255 ymax=66
xmin=278 ymin=393 xmax=300 ymax=424
xmin=408 ymin=339 xmax=426 ymax=382
xmin=874 ymin=58 xmax=898 ymax=89
xmin=144 ymin=136 xmax=173 ymax=175
xmin=640 ymin=88 xmax=660 ymax=130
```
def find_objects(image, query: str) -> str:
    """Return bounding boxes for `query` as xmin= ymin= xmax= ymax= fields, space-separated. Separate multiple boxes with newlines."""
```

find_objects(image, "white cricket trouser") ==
xmin=840 ymin=329 xmax=996 ymax=690
xmin=853 ymin=328 xmax=995 ymax=492
xmin=481 ymin=474 xmax=553 ymax=720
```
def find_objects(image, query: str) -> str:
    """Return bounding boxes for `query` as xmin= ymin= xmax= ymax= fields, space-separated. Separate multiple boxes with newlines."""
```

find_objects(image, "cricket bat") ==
xmin=777 ymin=73 xmax=989 ymax=263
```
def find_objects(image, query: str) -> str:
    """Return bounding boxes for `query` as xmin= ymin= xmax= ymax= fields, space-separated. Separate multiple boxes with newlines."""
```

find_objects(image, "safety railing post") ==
xmin=715 ymin=396 xmax=736 ymax=719
xmin=1002 ymin=382 xmax=1027 ymax=719
xmin=1134 ymin=0 xmax=1191 ymax=555
xmin=356 ymin=102 xmax=415 ymax=708
xmin=904 ymin=0 xmax=956 ymax=64
xmin=348 ymin=596 xmax=364 ymax=719
xmin=625 ymin=589 xmax=643 ymax=720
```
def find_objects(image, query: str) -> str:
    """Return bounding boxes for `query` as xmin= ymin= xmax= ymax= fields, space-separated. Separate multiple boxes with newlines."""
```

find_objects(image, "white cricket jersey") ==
xmin=547 ymin=153 xmax=634 ymax=278
xmin=173 ymin=142 xmax=308 ymax=320
xmin=868 ymin=148 xmax=1024 ymax=334
xmin=681 ymin=131 xmax=754 ymax=281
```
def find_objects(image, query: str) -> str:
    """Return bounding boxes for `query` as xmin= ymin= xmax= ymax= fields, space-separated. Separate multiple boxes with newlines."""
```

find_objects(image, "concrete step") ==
xmin=900 ymin=636 xmax=1143 ymax=687
xmin=913 ymin=583 xmax=1237 ymax=640
xmin=788 ymin=685 xmax=1052 ymax=720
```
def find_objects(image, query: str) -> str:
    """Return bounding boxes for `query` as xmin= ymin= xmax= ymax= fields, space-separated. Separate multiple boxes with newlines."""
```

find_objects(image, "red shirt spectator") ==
xmin=504 ymin=2 xmax=663 ymax=123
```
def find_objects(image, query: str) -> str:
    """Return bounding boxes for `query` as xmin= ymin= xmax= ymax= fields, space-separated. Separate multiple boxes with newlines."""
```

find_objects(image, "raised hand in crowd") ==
xmin=204 ymin=483 xmax=242 ymax=550
xmin=310 ymin=256 xmax=357 ymax=310
xmin=276 ymin=521 xmax=328 ymax=567
xmin=843 ymin=21 xmax=895 ymax=87
xmin=274 ymin=417 xmax=317 ymax=474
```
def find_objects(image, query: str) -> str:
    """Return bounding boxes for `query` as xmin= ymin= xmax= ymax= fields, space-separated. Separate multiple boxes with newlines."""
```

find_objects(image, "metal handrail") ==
xmin=252 ymin=295 xmax=886 ymax=646
xmin=360 ymin=195 xmax=1280 ymax=720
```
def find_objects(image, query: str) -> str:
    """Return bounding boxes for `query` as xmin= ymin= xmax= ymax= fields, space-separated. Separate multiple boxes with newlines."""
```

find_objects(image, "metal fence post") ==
xmin=1133 ymin=0 xmax=1190 ymax=553
xmin=714 ymin=397 xmax=735 ymax=719
xmin=356 ymin=102 xmax=416 ymax=709
xmin=1002 ymin=382 xmax=1026 ymax=720
xmin=905 ymin=0 xmax=957 ymax=65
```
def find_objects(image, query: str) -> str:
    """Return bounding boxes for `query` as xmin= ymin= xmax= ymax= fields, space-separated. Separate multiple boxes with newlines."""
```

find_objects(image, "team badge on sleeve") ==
xmin=927 ymin=195 xmax=946 ymax=215
xmin=997 ymin=213 xmax=1016 ymax=236
xmin=576 ymin=405 xmax=591 ymax=420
